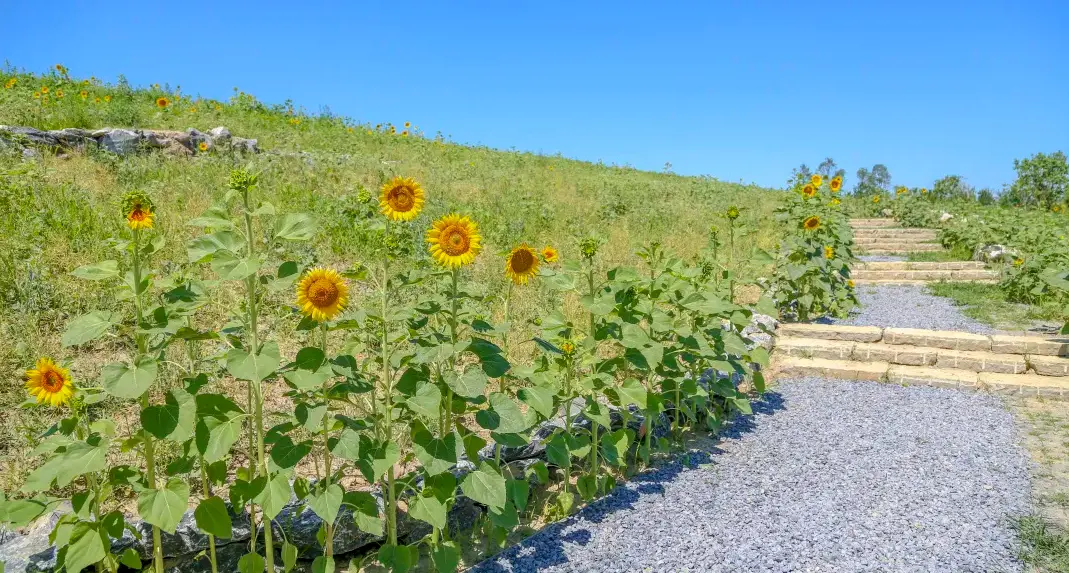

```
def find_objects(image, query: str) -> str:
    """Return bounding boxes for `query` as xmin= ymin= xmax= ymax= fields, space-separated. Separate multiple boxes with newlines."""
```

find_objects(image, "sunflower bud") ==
xmin=227 ymin=169 xmax=258 ymax=192
xmin=579 ymin=236 xmax=602 ymax=260
xmin=726 ymin=206 xmax=740 ymax=220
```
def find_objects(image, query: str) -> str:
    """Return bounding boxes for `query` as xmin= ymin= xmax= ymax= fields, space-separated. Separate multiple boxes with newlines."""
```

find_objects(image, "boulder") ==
xmin=47 ymin=128 xmax=92 ymax=149
xmin=231 ymin=137 xmax=259 ymax=153
xmin=940 ymin=212 xmax=954 ymax=222
xmin=974 ymin=244 xmax=1018 ymax=263
xmin=208 ymin=126 xmax=232 ymax=143
xmin=0 ymin=126 xmax=61 ymax=148
xmin=881 ymin=208 xmax=893 ymax=217
xmin=741 ymin=313 xmax=777 ymax=350
xmin=97 ymin=128 xmax=143 ymax=155
xmin=117 ymin=503 xmax=251 ymax=560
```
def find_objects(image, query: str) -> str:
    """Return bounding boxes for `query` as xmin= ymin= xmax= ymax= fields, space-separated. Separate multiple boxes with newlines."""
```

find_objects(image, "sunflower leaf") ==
xmin=62 ymin=311 xmax=117 ymax=347
xmin=71 ymin=260 xmax=119 ymax=281
xmin=274 ymin=213 xmax=316 ymax=242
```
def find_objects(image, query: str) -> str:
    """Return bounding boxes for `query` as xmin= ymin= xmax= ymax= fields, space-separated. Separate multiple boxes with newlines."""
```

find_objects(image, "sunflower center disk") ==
xmin=389 ymin=187 xmax=414 ymax=211
xmin=442 ymin=227 xmax=470 ymax=256
xmin=510 ymin=250 xmax=534 ymax=273
xmin=308 ymin=279 xmax=340 ymax=307
xmin=42 ymin=371 xmax=64 ymax=392
xmin=129 ymin=208 xmax=146 ymax=222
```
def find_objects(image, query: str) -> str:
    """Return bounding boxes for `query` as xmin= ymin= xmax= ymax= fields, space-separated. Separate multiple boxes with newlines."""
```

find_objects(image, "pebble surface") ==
xmin=826 ymin=284 xmax=996 ymax=333
xmin=472 ymin=379 xmax=1030 ymax=573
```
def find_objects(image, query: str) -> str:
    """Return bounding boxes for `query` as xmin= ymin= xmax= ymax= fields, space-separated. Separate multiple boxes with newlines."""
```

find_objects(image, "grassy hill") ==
xmin=0 ymin=65 xmax=782 ymax=485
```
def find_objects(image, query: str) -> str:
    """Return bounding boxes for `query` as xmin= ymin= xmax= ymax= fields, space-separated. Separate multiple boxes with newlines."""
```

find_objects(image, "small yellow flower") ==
xmin=40 ymin=85 xmax=49 ymax=94
xmin=124 ymin=192 xmax=155 ymax=231
xmin=830 ymin=198 xmax=841 ymax=206
xmin=189 ymin=106 xmax=198 ymax=113
xmin=55 ymin=89 xmax=64 ymax=99
xmin=404 ymin=121 xmax=411 ymax=128
xmin=802 ymin=184 xmax=816 ymax=199
xmin=896 ymin=186 xmax=908 ymax=195
xmin=296 ymin=268 xmax=350 ymax=322
xmin=214 ymin=104 xmax=221 ymax=110
xmin=560 ymin=341 xmax=575 ymax=355
xmin=811 ymin=174 xmax=823 ymax=187
xmin=389 ymin=126 xmax=397 ymax=134
xmin=1013 ymin=258 xmax=1024 ymax=267
xmin=401 ymin=130 xmax=409 ymax=137
xmin=847 ymin=279 xmax=855 ymax=288
xmin=94 ymin=97 xmax=101 ymax=104
xmin=830 ymin=176 xmax=842 ymax=193
xmin=79 ymin=90 xmax=88 ymax=100
xmin=824 ymin=246 xmax=834 ymax=259
xmin=25 ymin=358 xmax=74 ymax=408
xmin=54 ymin=64 xmax=66 ymax=73
xmin=198 ymin=141 xmax=209 ymax=152
xmin=1053 ymin=205 xmax=1063 ymax=213
xmin=347 ymin=127 xmax=354 ymax=133
xmin=3 ymin=78 xmax=16 ymax=89
xmin=921 ymin=188 xmax=928 ymax=194
xmin=156 ymin=97 xmax=169 ymax=108
xmin=541 ymin=245 xmax=560 ymax=263
xmin=379 ymin=176 xmax=425 ymax=221
xmin=290 ymin=117 xmax=301 ymax=125
xmin=104 ymin=95 xmax=112 ymax=103
xmin=872 ymin=196 xmax=881 ymax=204
xmin=803 ymin=216 xmax=821 ymax=231
xmin=427 ymin=214 xmax=482 ymax=268
xmin=505 ymin=244 xmax=540 ymax=285
xmin=33 ymin=91 xmax=40 ymax=99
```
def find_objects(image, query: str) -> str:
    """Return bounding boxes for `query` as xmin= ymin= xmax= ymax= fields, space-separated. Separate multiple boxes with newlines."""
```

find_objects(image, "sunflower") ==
xmin=505 ymin=244 xmax=540 ymax=285
xmin=93 ymin=97 xmax=101 ymax=104
xmin=4 ymin=78 xmax=15 ymax=89
xmin=847 ymin=279 xmax=855 ymax=288
xmin=802 ymin=216 xmax=821 ymax=231
xmin=401 ymin=130 xmax=409 ymax=137
xmin=54 ymin=64 xmax=66 ymax=73
xmin=830 ymin=197 xmax=841 ymax=206
xmin=33 ymin=92 xmax=40 ymax=99
xmin=872 ymin=196 xmax=881 ymax=204
xmin=40 ymin=85 xmax=49 ymax=94
xmin=1013 ymin=258 xmax=1025 ymax=267
xmin=25 ymin=358 xmax=74 ymax=407
xmin=296 ymin=267 xmax=349 ymax=322
xmin=156 ymin=97 xmax=169 ymax=108
xmin=811 ymin=174 xmax=823 ymax=187
xmin=801 ymin=184 xmax=816 ymax=199
xmin=104 ymin=95 xmax=112 ymax=103
xmin=920 ymin=188 xmax=928 ymax=195
xmin=830 ymin=176 xmax=843 ymax=192
xmin=541 ymin=245 xmax=559 ymax=263
xmin=55 ymin=90 xmax=64 ymax=98
xmin=189 ymin=106 xmax=198 ymax=113
xmin=427 ymin=214 xmax=482 ymax=268
xmin=198 ymin=141 xmax=209 ymax=152
xmin=1054 ymin=205 xmax=1063 ymax=213
xmin=824 ymin=246 xmax=834 ymax=259
xmin=123 ymin=192 xmax=155 ymax=231
xmin=404 ymin=121 xmax=411 ymax=128
xmin=896 ymin=186 xmax=908 ymax=195
xmin=560 ymin=340 xmax=575 ymax=355
xmin=726 ymin=206 xmax=740 ymax=220
xmin=379 ymin=176 xmax=425 ymax=221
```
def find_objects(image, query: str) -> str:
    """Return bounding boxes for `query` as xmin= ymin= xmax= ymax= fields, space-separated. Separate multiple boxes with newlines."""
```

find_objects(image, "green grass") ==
xmin=1016 ymin=515 xmax=1069 ymax=572
xmin=0 ymin=66 xmax=784 ymax=483
xmin=906 ymin=245 xmax=972 ymax=262
xmin=926 ymin=282 xmax=1064 ymax=329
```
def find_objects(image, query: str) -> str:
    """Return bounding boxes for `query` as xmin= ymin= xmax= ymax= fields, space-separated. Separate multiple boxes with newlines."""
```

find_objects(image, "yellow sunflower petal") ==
xmin=379 ymin=177 xmax=425 ymax=221
xmin=25 ymin=357 xmax=74 ymax=408
xmin=427 ymin=214 xmax=482 ymax=268
xmin=296 ymin=267 xmax=349 ymax=322
xmin=505 ymin=244 xmax=540 ymax=285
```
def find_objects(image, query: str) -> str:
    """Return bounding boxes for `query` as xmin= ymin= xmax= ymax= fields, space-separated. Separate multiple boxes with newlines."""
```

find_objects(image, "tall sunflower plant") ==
xmin=4 ymin=190 xmax=218 ymax=573
xmin=769 ymin=173 xmax=859 ymax=321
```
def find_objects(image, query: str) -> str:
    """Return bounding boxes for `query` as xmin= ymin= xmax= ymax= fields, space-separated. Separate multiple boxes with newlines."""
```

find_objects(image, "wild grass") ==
xmin=1016 ymin=515 xmax=1069 ymax=572
xmin=0 ymin=65 xmax=783 ymax=489
xmin=926 ymin=282 xmax=1063 ymax=330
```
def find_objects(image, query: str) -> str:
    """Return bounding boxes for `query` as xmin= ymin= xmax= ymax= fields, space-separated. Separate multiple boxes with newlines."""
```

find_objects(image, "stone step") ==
xmin=776 ymin=324 xmax=1069 ymax=356
xmin=776 ymin=337 xmax=1031 ymax=374
xmin=857 ymin=243 xmax=945 ymax=253
xmin=772 ymin=356 xmax=1069 ymax=397
xmin=856 ymin=261 xmax=986 ymax=271
xmin=852 ymin=279 xmax=1000 ymax=285
xmin=849 ymin=219 xmax=900 ymax=228
xmin=860 ymin=249 xmax=948 ymax=256
xmin=851 ymin=269 xmax=999 ymax=281
xmin=852 ymin=228 xmax=939 ymax=237
xmin=854 ymin=236 xmax=940 ymax=245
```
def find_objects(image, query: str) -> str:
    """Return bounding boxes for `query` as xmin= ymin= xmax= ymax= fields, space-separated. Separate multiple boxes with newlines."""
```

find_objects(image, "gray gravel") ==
xmin=825 ymin=285 xmax=996 ymax=334
xmin=473 ymin=378 xmax=1029 ymax=573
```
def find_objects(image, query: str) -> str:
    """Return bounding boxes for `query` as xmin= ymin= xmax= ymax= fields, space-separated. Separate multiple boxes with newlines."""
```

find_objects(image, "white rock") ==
xmin=940 ymin=212 xmax=954 ymax=222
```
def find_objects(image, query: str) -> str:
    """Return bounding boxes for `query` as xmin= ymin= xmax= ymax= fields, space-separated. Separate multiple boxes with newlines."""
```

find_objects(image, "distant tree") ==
xmin=788 ymin=163 xmax=812 ymax=187
xmin=817 ymin=158 xmax=836 ymax=177
xmin=1002 ymin=151 xmax=1069 ymax=208
xmin=978 ymin=188 xmax=995 ymax=205
xmin=854 ymin=164 xmax=892 ymax=196
xmin=932 ymin=175 xmax=975 ymax=200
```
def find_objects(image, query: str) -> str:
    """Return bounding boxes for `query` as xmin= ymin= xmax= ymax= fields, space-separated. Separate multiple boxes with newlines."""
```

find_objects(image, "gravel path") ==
xmin=824 ymin=284 xmax=996 ymax=333
xmin=474 ymin=379 xmax=1029 ymax=573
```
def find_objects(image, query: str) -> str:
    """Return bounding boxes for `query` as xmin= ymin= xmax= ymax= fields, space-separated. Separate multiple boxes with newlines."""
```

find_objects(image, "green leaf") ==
xmin=254 ymin=473 xmax=292 ymax=520
xmin=408 ymin=493 xmax=447 ymax=529
xmin=64 ymin=523 xmax=107 ymax=573
xmin=186 ymin=231 xmax=245 ymax=263
xmin=238 ymin=552 xmax=266 ymax=573
xmin=507 ymin=478 xmax=530 ymax=513
xmin=584 ymin=401 xmax=612 ymax=429
xmin=141 ymin=389 xmax=195 ymax=441
xmin=600 ymin=429 xmax=631 ymax=467
xmin=431 ymin=541 xmax=461 ymax=573
xmin=488 ymin=501 xmax=518 ymax=530
xmin=194 ymin=495 xmax=233 ymax=539
xmin=518 ymin=385 xmax=555 ymax=418
xmin=282 ymin=542 xmax=298 ymax=573
xmin=404 ymin=382 xmax=442 ymax=421
xmin=411 ymin=425 xmax=457 ymax=476
xmin=309 ymin=483 xmax=344 ymax=525
xmin=467 ymin=338 xmax=510 ymax=377
xmin=344 ymin=491 xmax=383 ymax=537
xmin=99 ymin=356 xmax=157 ymax=399
xmin=211 ymin=250 xmax=263 ymax=280
xmin=187 ymin=205 xmax=235 ymax=230
xmin=360 ymin=442 xmax=401 ymax=483
xmin=62 ymin=311 xmax=117 ymax=347
xmin=476 ymin=393 xmax=535 ymax=434
xmin=275 ymin=213 xmax=317 ymax=241
xmin=614 ymin=378 xmax=648 ymax=410
xmin=460 ymin=462 xmax=507 ymax=512
xmin=24 ymin=439 xmax=109 ymax=490
xmin=137 ymin=478 xmax=190 ymax=534
xmin=330 ymin=428 xmax=362 ymax=462
xmin=71 ymin=260 xmax=120 ymax=281
xmin=545 ymin=433 xmax=570 ymax=469
xmin=444 ymin=368 xmax=487 ymax=399
xmin=227 ymin=342 xmax=280 ymax=382
xmin=377 ymin=544 xmax=418 ymax=573
xmin=0 ymin=498 xmax=50 ymax=527
xmin=270 ymin=436 xmax=313 ymax=469
xmin=312 ymin=556 xmax=335 ymax=573
xmin=119 ymin=547 xmax=142 ymax=569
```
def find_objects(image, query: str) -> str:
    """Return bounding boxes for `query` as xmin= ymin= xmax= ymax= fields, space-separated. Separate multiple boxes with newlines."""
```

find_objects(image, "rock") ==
xmin=478 ymin=420 xmax=560 ymax=463
xmin=271 ymin=492 xmax=386 ymax=559
xmin=186 ymin=128 xmax=209 ymax=150
xmin=118 ymin=504 xmax=251 ymax=560
xmin=974 ymin=244 xmax=1018 ymax=263
xmin=208 ymin=126 xmax=232 ymax=143
xmin=940 ymin=212 xmax=954 ymax=222
xmin=400 ymin=495 xmax=483 ymax=544
xmin=742 ymin=313 xmax=777 ymax=350
xmin=21 ymin=148 xmax=40 ymax=161
xmin=97 ymin=128 xmax=143 ymax=155
xmin=47 ymin=128 xmax=92 ymax=149
xmin=881 ymin=208 xmax=893 ymax=217
xmin=170 ymin=539 xmax=250 ymax=573
xmin=0 ymin=126 xmax=60 ymax=148
xmin=163 ymin=140 xmax=194 ymax=158
xmin=0 ymin=503 xmax=71 ymax=573
xmin=151 ymin=130 xmax=193 ymax=147
xmin=231 ymin=137 xmax=259 ymax=153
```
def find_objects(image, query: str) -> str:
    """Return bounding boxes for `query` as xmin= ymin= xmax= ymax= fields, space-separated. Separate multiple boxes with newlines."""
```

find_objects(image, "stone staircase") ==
xmin=771 ymin=323 xmax=1069 ymax=398
xmin=850 ymin=218 xmax=942 ymax=255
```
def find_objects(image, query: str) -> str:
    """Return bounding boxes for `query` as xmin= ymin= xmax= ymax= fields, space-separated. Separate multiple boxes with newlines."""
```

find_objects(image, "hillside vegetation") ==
xmin=0 ymin=66 xmax=781 ymax=482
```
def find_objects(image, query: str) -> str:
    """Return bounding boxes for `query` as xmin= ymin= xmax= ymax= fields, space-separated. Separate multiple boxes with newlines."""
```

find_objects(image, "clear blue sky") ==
xmin=2 ymin=1 xmax=1066 ymax=190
